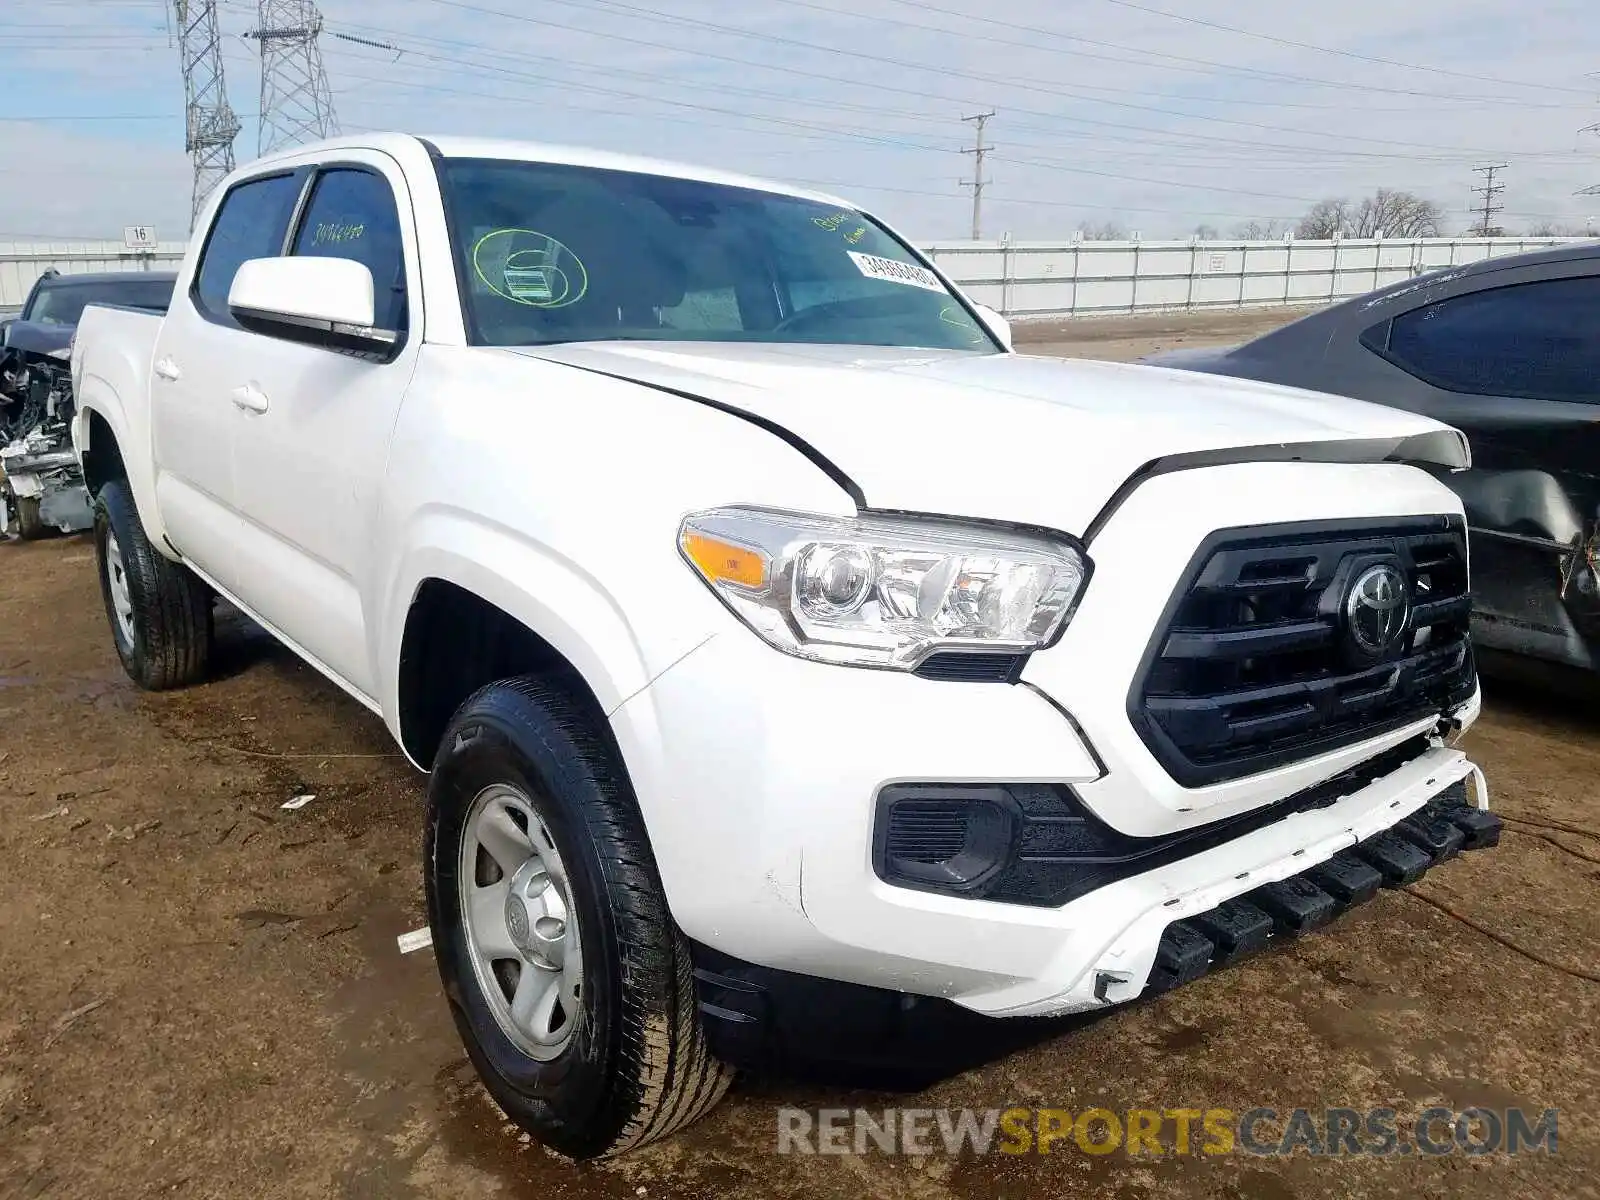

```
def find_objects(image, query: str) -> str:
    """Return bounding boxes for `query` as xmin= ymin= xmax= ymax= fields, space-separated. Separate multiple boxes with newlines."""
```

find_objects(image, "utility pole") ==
xmin=1576 ymin=118 xmax=1600 ymax=209
xmin=960 ymin=110 xmax=995 ymax=241
xmin=1471 ymin=163 xmax=1508 ymax=237
xmin=1576 ymin=76 xmax=1600 ymax=202
xmin=171 ymin=1 xmax=241 ymax=232
xmin=246 ymin=0 xmax=339 ymax=156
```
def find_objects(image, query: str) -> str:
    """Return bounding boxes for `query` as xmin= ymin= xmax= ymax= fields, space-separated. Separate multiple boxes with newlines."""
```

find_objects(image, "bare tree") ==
xmin=1231 ymin=218 xmax=1284 ymax=240
xmin=1528 ymin=220 xmax=1590 ymax=237
xmin=1192 ymin=223 xmax=1220 ymax=239
xmin=1296 ymin=191 xmax=1441 ymax=239
xmin=1352 ymin=190 xmax=1442 ymax=237
xmin=1296 ymin=199 xmax=1352 ymax=239
xmin=1079 ymin=220 xmax=1128 ymax=240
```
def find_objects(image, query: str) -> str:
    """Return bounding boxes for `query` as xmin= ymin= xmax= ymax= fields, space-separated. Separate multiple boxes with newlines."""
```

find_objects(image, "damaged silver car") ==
xmin=1 ymin=269 xmax=176 ymax=538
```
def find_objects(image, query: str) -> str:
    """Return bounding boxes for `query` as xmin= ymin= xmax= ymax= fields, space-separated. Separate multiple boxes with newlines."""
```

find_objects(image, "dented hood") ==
xmin=514 ymin=341 xmax=1468 ymax=536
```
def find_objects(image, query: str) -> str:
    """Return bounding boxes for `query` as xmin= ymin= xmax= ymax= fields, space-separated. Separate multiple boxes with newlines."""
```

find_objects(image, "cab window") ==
xmin=290 ymin=168 xmax=409 ymax=332
xmin=192 ymin=172 xmax=304 ymax=324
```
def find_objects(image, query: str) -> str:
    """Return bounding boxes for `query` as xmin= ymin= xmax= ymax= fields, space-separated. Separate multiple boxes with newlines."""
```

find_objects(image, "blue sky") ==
xmin=2 ymin=0 xmax=1597 ymax=241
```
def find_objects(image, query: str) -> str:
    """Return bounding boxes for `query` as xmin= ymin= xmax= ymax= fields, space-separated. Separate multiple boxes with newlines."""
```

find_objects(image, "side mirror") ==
xmin=973 ymin=302 xmax=1012 ymax=351
xmin=0 ymin=318 xmax=14 ymax=347
xmin=228 ymin=256 xmax=398 ymax=357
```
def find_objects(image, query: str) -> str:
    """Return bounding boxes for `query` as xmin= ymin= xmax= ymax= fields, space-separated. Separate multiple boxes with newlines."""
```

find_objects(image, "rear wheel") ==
xmin=425 ymin=678 xmax=732 ymax=1159
xmin=93 ymin=479 xmax=213 ymax=690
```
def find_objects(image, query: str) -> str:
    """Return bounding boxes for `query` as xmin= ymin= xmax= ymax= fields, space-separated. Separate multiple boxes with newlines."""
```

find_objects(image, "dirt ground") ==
xmin=2 ymin=307 xmax=1597 ymax=1200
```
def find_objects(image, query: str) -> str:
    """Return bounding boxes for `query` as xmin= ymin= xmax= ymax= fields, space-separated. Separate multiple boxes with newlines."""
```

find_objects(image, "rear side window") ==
xmin=193 ymin=173 xmax=304 ymax=323
xmin=290 ymin=168 xmax=409 ymax=331
xmin=27 ymin=278 xmax=175 ymax=325
xmin=1368 ymin=275 xmax=1600 ymax=403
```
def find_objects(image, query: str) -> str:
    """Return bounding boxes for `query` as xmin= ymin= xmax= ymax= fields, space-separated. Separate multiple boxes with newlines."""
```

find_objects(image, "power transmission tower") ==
xmin=246 ymin=0 xmax=339 ymax=156
xmin=960 ymin=111 xmax=995 ymax=241
xmin=171 ymin=1 xmax=242 ymax=232
xmin=1471 ymin=163 xmax=1508 ymax=237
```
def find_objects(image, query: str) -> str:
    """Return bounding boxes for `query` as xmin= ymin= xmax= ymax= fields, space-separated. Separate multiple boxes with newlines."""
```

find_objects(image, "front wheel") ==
xmin=425 ymin=678 xmax=733 ymax=1160
xmin=15 ymin=495 xmax=46 ymax=540
xmin=93 ymin=479 xmax=213 ymax=690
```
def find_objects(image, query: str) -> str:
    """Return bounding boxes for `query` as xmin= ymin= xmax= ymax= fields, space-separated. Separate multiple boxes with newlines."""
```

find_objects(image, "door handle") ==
xmin=230 ymin=383 xmax=269 ymax=414
xmin=153 ymin=357 xmax=182 ymax=382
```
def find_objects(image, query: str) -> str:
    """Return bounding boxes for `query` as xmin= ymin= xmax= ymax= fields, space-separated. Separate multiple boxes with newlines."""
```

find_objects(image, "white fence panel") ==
xmin=0 ymin=234 xmax=1585 ymax=323
xmin=922 ymin=236 xmax=1584 ymax=319
xmin=0 ymin=240 xmax=188 ymax=314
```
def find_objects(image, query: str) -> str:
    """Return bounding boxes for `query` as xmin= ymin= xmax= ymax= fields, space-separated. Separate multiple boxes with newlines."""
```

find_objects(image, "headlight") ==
xmin=678 ymin=506 xmax=1089 ymax=670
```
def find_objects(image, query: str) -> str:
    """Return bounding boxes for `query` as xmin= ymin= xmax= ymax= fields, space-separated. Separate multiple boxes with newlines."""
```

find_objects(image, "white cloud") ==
xmin=2 ymin=0 xmax=1596 ymax=240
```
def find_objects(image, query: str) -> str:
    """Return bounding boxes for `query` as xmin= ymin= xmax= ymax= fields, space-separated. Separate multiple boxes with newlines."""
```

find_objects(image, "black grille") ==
xmin=913 ymin=651 xmax=1027 ymax=683
xmin=1131 ymin=516 xmax=1476 ymax=787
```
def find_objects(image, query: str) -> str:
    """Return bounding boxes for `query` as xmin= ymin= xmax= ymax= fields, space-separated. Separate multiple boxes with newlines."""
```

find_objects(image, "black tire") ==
xmin=425 ymin=678 xmax=733 ymax=1160
xmin=93 ymin=479 xmax=213 ymax=690
xmin=15 ymin=495 xmax=46 ymax=540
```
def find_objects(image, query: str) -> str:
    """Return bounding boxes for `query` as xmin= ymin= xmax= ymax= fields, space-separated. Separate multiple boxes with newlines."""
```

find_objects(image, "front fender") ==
xmin=375 ymin=506 xmax=710 ymax=762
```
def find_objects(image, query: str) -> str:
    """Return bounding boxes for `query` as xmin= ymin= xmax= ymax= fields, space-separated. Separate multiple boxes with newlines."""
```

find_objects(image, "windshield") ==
xmin=25 ymin=277 xmax=175 ymax=325
xmin=437 ymin=158 xmax=997 ymax=353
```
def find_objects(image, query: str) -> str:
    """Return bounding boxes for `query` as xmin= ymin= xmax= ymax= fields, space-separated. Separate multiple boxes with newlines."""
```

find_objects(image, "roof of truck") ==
xmin=239 ymin=132 xmax=858 ymax=212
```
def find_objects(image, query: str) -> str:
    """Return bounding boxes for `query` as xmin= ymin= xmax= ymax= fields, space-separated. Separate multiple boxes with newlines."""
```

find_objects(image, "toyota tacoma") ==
xmin=70 ymin=134 xmax=1498 ymax=1159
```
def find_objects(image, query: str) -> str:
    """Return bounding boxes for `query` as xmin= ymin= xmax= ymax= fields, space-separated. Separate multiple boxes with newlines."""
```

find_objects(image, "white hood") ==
xmin=515 ymin=341 xmax=1467 ymax=537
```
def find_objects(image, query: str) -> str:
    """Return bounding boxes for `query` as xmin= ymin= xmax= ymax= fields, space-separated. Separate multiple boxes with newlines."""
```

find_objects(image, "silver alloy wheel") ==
xmin=459 ymin=783 xmax=583 ymax=1061
xmin=104 ymin=530 xmax=137 ymax=648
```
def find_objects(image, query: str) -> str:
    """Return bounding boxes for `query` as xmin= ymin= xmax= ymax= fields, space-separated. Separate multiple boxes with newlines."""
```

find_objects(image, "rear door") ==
xmin=149 ymin=169 xmax=308 ymax=593
xmin=224 ymin=153 xmax=421 ymax=698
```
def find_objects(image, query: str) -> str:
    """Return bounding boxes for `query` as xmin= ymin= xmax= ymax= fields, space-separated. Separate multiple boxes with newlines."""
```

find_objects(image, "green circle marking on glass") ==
xmin=471 ymin=228 xmax=590 ymax=309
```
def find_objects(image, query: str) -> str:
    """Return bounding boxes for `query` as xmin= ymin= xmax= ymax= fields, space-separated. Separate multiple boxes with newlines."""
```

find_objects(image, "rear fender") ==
xmin=73 ymin=381 xmax=171 ymax=554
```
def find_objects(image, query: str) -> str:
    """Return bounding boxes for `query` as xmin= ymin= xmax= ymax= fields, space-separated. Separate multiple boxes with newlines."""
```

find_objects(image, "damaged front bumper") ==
xmin=953 ymin=743 xmax=1488 ymax=1017
xmin=1142 ymin=778 xmax=1497 ymax=994
xmin=1 ymin=429 xmax=92 ymax=536
xmin=691 ymin=740 xmax=1497 ymax=1075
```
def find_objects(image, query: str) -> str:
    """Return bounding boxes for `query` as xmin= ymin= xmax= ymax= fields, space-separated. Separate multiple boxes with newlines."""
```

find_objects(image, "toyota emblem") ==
xmin=1345 ymin=563 xmax=1410 ymax=657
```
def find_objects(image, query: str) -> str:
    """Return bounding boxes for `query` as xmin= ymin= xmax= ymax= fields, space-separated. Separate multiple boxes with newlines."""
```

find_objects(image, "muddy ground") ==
xmin=2 ymin=306 xmax=1597 ymax=1199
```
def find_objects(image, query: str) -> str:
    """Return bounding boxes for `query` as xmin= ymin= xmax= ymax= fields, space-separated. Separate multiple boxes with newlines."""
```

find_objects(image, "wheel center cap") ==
xmin=504 ymin=894 xmax=532 ymax=949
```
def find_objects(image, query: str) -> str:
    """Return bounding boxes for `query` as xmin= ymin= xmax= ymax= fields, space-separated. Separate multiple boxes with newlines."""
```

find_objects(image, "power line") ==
xmin=960 ymin=110 xmax=994 ymax=240
xmin=413 ymin=0 xmax=1554 ymax=158
xmin=311 ymin=10 xmax=1600 ymax=234
xmin=332 ymin=44 xmax=1333 ymax=204
xmin=773 ymin=0 xmax=1576 ymax=107
xmin=396 ymin=0 xmax=1548 ymax=162
xmin=1472 ymin=164 xmax=1508 ymax=237
xmin=319 ymin=16 xmax=1585 ymax=221
xmin=1088 ymin=0 xmax=1593 ymax=96
xmin=325 ymin=11 xmax=1569 ymax=169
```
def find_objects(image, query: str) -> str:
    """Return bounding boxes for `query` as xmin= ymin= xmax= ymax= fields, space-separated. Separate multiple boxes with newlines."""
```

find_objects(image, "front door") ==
xmin=225 ymin=154 xmax=422 ymax=699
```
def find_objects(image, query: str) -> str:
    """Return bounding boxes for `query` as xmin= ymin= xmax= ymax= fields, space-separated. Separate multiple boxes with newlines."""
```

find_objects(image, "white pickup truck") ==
xmin=72 ymin=134 xmax=1499 ymax=1158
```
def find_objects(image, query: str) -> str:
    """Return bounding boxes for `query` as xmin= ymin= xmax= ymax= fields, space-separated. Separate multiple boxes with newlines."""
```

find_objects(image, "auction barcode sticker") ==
xmin=848 ymin=251 xmax=948 ymax=294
